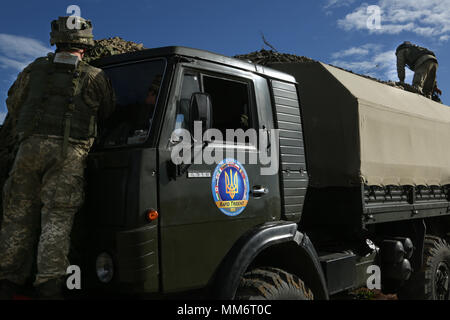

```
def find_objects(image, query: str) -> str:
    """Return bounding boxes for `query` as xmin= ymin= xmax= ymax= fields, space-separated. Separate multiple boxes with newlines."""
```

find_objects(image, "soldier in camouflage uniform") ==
xmin=0 ymin=16 xmax=115 ymax=299
xmin=396 ymin=41 xmax=439 ymax=98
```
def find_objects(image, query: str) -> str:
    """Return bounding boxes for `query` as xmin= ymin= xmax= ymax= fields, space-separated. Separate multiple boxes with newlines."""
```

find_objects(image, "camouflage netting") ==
xmin=234 ymin=49 xmax=316 ymax=65
xmin=234 ymin=49 xmax=426 ymax=97
xmin=83 ymin=40 xmax=422 ymax=98
xmin=82 ymin=41 xmax=429 ymax=98
xmin=83 ymin=36 xmax=146 ymax=63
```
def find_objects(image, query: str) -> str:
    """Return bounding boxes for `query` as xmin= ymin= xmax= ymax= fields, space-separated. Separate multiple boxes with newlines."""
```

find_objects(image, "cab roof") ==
xmin=91 ymin=46 xmax=296 ymax=83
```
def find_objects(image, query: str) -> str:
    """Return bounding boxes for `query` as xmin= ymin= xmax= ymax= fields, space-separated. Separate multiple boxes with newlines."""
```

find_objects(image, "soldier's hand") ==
xmin=434 ymin=87 xmax=442 ymax=95
xmin=240 ymin=114 xmax=249 ymax=128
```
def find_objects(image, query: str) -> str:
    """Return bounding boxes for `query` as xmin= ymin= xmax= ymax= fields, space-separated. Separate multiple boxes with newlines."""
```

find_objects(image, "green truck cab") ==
xmin=76 ymin=46 xmax=450 ymax=300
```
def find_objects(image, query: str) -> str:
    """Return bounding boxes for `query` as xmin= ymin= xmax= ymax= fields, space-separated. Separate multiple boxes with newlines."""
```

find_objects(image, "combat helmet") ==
xmin=50 ymin=16 xmax=95 ymax=49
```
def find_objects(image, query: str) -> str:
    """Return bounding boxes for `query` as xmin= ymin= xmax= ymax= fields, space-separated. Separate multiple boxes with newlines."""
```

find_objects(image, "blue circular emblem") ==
xmin=211 ymin=159 xmax=250 ymax=216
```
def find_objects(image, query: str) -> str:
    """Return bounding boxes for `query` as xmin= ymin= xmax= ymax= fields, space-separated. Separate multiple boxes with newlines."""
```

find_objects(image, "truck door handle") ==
xmin=251 ymin=185 xmax=269 ymax=197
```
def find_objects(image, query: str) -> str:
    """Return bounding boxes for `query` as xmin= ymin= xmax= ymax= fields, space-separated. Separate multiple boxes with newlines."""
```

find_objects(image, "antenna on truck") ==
xmin=260 ymin=31 xmax=278 ymax=52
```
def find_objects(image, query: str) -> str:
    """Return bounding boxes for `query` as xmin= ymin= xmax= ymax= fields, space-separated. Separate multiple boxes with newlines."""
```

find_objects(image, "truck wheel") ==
xmin=235 ymin=267 xmax=313 ymax=300
xmin=398 ymin=236 xmax=450 ymax=300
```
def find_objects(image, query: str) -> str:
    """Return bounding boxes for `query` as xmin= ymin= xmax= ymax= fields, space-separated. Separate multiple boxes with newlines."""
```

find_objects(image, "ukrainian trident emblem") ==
xmin=225 ymin=169 xmax=239 ymax=199
xmin=212 ymin=159 xmax=250 ymax=217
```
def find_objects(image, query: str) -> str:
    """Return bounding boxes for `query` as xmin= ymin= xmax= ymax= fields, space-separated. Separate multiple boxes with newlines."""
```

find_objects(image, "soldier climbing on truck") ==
xmin=396 ymin=41 xmax=440 ymax=99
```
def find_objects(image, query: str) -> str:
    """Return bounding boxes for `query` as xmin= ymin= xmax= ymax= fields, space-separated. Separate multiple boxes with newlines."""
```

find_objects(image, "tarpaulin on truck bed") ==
xmin=269 ymin=62 xmax=450 ymax=187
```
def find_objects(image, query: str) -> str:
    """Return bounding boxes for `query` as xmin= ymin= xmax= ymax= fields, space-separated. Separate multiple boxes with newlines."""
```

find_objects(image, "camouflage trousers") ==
xmin=0 ymin=135 xmax=92 ymax=286
xmin=413 ymin=60 xmax=438 ymax=98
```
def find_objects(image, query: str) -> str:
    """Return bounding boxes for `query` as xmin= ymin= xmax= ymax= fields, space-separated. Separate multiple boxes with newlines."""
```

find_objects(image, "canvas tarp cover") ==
xmin=269 ymin=62 xmax=450 ymax=187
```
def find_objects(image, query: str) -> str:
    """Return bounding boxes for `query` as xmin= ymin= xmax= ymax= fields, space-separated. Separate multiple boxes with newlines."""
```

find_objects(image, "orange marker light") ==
xmin=146 ymin=209 xmax=159 ymax=221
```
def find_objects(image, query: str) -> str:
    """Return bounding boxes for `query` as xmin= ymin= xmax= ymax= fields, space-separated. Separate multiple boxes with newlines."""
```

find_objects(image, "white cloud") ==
xmin=0 ymin=34 xmax=52 ymax=71
xmin=0 ymin=34 xmax=51 ymax=59
xmin=0 ymin=35 xmax=52 ymax=118
xmin=0 ymin=56 xmax=28 ymax=71
xmin=337 ymin=4 xmax=371 ymax=30
xmin=336 ymin=0 xmax=450 ymax=41
xmin=323 ymin=0 xmax=358 ymax=16
xmin=324 ymin=0 xmax=356 ymax=9
xmin=331 ymin=43 xmax=382 ymax=59
xmin=0 ymin=112 xmax=6 ymax=125
xmin=332 ymin=47 xmax=369 ymax=59
xmin=330 ymin=44 xmax=413 ymax=82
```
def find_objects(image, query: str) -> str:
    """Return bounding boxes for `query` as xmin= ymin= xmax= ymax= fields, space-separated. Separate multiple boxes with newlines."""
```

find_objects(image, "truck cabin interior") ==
xmin=100 ymin=59 xmax=166 ymax=147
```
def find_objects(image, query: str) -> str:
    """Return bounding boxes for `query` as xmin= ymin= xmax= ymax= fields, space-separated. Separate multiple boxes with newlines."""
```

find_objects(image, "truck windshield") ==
xmin=101 ymin=59 xmax=166 ymax=147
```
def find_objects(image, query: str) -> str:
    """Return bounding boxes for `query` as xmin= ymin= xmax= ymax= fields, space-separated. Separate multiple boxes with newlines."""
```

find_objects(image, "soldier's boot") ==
xmin=0 ymin=279 xmax=20 ymax=300
xmin=36 ymin=278 xmax=64 ymax=300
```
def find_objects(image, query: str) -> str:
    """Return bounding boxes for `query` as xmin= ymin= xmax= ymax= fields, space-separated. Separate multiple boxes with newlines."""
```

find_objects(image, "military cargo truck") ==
xmin=76 ymin=46 xmax=450 ymax=300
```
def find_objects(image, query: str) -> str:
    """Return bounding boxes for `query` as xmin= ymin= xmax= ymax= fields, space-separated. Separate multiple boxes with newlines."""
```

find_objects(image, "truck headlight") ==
xmin=96 ymin=252 xmax=114 ymax=283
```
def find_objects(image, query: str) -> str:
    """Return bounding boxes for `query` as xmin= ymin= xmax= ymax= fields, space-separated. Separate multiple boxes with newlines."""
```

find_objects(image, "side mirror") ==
xmin=190 ymin=92 xmax=213 ymax=133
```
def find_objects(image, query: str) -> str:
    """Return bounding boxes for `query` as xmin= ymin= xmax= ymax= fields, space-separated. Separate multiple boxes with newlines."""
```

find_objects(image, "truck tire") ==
xmin=398 ymin=236 xmax=450 ymax=300
xmin=235 ymin=267 xmax=313 ymax=300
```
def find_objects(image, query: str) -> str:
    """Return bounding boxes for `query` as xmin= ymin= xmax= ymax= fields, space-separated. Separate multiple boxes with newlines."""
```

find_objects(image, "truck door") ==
xmin=157 ymin=62 xmax=281 ymax=292
xmin=82 ymin=59 xmax=166 ymax=291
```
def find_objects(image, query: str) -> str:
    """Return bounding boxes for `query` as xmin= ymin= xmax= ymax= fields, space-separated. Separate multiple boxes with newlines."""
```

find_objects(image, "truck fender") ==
xmin=209 ymin=221 xmax=329 ymax=300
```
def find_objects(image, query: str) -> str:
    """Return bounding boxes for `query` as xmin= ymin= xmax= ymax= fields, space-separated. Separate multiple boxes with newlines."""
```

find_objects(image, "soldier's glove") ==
xmin=434 ymin=87 xmax=442 ymax=96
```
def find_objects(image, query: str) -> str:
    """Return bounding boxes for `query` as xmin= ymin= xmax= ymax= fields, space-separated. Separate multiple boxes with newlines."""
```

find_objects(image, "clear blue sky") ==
xmin=1 ymin=0 xmax=449 ymax=123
